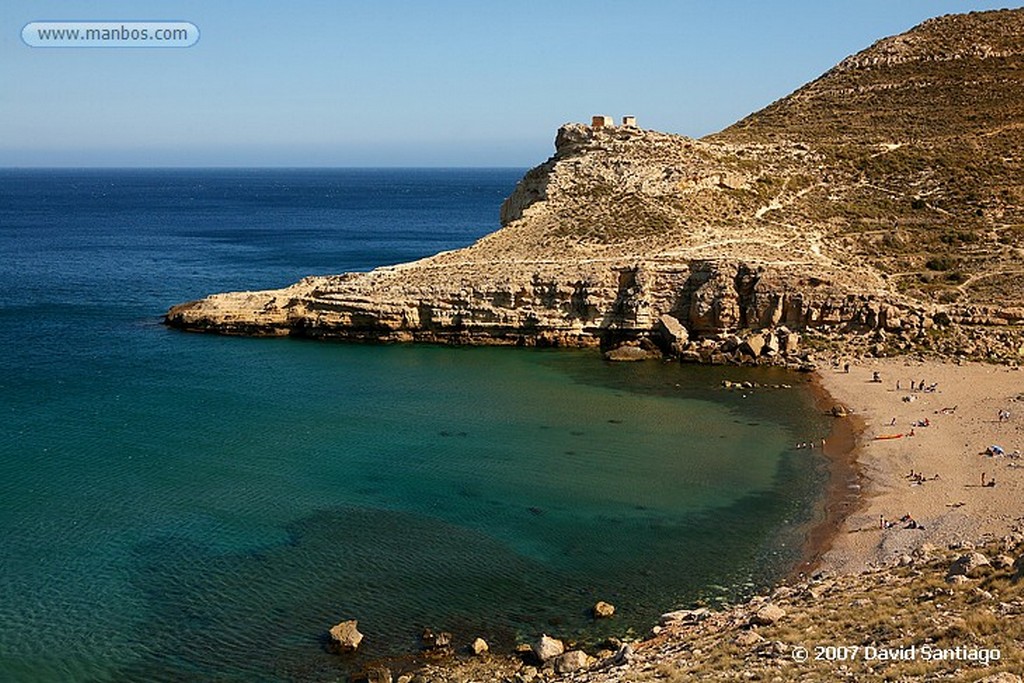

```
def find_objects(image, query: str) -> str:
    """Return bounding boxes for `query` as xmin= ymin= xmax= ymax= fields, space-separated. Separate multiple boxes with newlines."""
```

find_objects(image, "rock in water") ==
xmin=420 ymin=628 xmax=452 ymax=651
xmin=328 ymin=619 xmax=363 ymax=652
xmin=592 ymin=601 xmax=616 ymax=619
xmin=470 ymin=637 xmax=489 ymax=655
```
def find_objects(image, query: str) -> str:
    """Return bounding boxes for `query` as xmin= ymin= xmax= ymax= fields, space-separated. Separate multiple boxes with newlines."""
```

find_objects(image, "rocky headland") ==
xmin=167 ymin=9 xmax=1024 ymax=366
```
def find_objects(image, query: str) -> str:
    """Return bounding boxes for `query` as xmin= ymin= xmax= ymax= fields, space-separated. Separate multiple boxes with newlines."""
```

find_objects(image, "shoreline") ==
xmin=815 ymin=357 xmax=1024 ymax=575
xmin=787 ymin=372 xmax=866 ymax=579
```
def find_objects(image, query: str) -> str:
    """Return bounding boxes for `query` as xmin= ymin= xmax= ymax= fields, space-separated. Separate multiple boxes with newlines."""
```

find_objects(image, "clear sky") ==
xmin=2 ymin=0 xmax=1020 ymax=167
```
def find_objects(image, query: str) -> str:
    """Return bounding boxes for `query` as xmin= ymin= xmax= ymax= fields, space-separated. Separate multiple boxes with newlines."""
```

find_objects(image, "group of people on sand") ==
xmin=981 ymin=472 xmax=998 ymax=488
xmin=879 ymin=513 xmax=924 ymax=530
xmin=895 ymin=379 xmax=938 ymax=393
xmin=795 ymin=439 xmax=826 ymax=450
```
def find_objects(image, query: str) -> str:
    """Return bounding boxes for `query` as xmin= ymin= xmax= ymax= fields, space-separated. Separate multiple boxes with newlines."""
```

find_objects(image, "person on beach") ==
xmin=844 ymin=362 xmax=850 ymax=373
xmin=890 ymin=417 xmax=897 ymax=426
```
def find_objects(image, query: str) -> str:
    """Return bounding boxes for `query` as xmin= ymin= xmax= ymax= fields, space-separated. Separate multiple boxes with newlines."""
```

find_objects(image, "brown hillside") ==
xmin=717 ymin=8 xmax=1024 ymax=306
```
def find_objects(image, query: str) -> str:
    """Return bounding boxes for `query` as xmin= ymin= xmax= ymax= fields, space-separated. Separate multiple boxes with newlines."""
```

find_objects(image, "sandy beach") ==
xmin=816 ymin=358 xmax=1024 ymax=574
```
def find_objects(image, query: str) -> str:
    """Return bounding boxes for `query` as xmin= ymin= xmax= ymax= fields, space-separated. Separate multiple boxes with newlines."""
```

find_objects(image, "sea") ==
xmin=0 ymin=169 xmax=831 ymax=681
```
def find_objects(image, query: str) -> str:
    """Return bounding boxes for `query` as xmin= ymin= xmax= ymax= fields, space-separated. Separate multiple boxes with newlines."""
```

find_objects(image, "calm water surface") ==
xmin=0 ymin=170 xmax=830 ymax=681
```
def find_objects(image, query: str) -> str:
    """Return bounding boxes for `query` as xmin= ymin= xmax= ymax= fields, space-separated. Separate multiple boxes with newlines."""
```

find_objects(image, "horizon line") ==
xmin=0 ymin=165 xmax=533 ymax=171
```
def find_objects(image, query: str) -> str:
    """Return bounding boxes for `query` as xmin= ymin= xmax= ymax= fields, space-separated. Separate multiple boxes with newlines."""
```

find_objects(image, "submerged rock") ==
xmin=603 ymin=343 xmax=660 ymax=362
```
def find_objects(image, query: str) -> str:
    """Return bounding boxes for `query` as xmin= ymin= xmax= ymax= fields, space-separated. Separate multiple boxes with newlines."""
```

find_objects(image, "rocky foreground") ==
xmin=167 ymin=9 xmax=1024 ymax=365
xmin=350 ymin=536 xmax=1024 ymax=683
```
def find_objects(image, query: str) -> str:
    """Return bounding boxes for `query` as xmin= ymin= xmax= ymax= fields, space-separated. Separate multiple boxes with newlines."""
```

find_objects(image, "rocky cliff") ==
xmin=166 ymin=9 xmax=1024 ymax=363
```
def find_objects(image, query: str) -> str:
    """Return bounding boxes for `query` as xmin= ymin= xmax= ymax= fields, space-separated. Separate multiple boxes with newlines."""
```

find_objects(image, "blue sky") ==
xmin=2 ymin=0 xmax=1020 ymax=166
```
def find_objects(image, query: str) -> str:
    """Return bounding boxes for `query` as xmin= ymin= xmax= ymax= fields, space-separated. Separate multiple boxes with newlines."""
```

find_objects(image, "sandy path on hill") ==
xmin=816 ymin=358 xmax=1024 ymax=574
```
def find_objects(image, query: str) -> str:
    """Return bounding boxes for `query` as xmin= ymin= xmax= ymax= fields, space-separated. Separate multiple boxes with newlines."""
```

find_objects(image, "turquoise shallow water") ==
xmin=0 ymin=170 xmax=830 ymax=681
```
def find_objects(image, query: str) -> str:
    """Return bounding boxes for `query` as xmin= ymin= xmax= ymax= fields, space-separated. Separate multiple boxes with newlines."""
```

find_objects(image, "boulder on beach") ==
xmin=739 ymin=333 xmax=766 ymax=358
xmin=532 ymin=634 xmax=565 ymax=662
xmin=660 ymin=607 xmax=709 ymax=626
xmin=328 ymin=619 xmax=364 ymax=653
xmin=420 ymin=628 xmax=452 ymax=651
xmin=554 ymin=650 xmax=590 ymax=674
xmin=751 ymin=603 xmax=786 ymax=626
xmin=656 ymin=314 xmax=689 ymax=354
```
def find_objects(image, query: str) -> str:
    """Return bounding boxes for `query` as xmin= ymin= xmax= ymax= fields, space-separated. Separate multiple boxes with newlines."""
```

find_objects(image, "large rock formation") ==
xmin=166 ymin=9 xmax=1024 ymax=360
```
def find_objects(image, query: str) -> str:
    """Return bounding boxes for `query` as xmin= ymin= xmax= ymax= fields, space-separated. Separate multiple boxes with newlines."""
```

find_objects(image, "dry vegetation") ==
xmin=408 ymin=538 xmax=1024 ymax=683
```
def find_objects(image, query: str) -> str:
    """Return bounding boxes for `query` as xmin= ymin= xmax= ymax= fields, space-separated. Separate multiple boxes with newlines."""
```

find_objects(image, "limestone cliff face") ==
xmin=166 ymin=9 xmax=1024 ymax=360
xmin=163 ymin=120 xmax=934 ymax=351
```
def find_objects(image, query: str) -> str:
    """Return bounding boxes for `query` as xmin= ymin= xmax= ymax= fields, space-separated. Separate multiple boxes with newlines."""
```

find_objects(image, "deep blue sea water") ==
xmin=0 ymin=169 xmax=830 ymax=681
